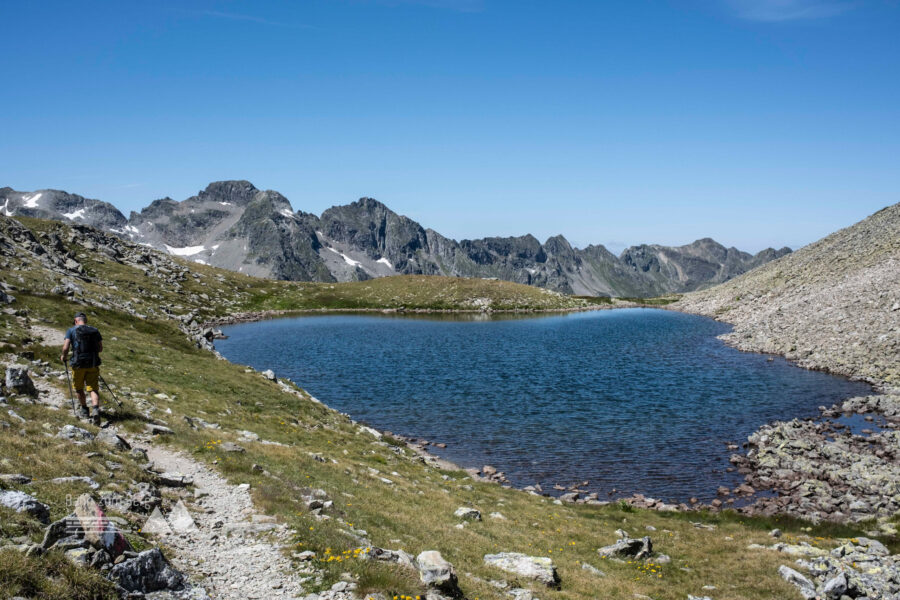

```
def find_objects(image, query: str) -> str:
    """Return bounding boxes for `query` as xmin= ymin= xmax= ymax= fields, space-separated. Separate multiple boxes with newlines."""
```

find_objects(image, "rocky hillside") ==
xmin=1 ymin=181 xmax=790 ymax=296
xmin=676 ymin=201 xmax=900 ymax=387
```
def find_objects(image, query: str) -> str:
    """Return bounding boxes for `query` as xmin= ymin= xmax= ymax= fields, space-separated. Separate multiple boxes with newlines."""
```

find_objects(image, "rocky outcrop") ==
xmin=759 ymin=538 xmax=900 ymax=600
xmin=3 ymin=181 xmax=789 ymax=296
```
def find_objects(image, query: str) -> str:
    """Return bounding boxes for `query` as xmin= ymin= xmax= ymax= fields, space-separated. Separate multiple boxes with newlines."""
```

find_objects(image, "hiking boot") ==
xmin=78 ymin=406 xmax=90 ymax=420
xmin=90 ymin=407 xmax=101 ymax=426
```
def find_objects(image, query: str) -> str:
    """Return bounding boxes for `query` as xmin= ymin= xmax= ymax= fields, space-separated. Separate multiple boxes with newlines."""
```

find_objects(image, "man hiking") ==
xmin=60 ymin=312 xmax=103 ymax=425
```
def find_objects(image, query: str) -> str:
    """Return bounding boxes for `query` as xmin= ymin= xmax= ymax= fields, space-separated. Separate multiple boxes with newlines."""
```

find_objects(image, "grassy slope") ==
xmin=1 ymin=216 xmax=891 ymax=599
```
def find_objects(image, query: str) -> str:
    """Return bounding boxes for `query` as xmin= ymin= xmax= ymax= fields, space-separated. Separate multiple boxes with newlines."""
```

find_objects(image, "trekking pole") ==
xmin=62 ymin=360 xmax=77 ymax=418
xmin=98 ymin=375 xmax=124 ymax=408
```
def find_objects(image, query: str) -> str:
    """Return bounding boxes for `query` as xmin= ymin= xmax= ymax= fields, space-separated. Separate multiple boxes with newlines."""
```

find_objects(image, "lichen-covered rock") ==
xmin=416 ymin=551 xmax=462 ymax=598
xmin=778 ymin=565 xmax=816 ymax=600
xmin=484 ymin=553 xmax=560 ymax=588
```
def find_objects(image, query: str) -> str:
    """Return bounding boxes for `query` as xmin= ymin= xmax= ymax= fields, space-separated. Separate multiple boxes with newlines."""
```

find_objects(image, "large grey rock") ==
xmin=74 ymin=493 xmax=132 ymax=557
xmin=597 ymin=536 xmax=653 ymax=560
xmin=5 ymin=367 xmax=36 ymax=396
xmin=416 ymin=551 xmax=462 ymax=598
xmin=96 ymin=428 xmax=130 ymax=450
xmin=41 ymin=513 xmax=82 ymax=549
xmin=0 ymin=490 xmax=50 ymax=523
xmin=57 ymin=424 xmax=95 ymax=442
xmin=777 ymin=565 xmax=816 ymax=600
xmin=483 ymin=553 xmax=560 ymax=588
xmin=453 ymin=507 xmax=482 ymax=521
xmin=823 ymin=572 xmax=847 ymax=600
xmin=109 ymin=548 xmax=184 ymax=592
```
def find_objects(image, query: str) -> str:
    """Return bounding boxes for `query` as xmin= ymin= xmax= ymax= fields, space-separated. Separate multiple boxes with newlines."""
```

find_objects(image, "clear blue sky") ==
xmin=1 ymin=1 xmax=898 ymax=253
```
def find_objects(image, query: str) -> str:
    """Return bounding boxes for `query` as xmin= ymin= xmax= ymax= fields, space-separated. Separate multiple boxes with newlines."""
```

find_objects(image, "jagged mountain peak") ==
xmin=199 ymin=180 xmax=260 ymax=204
xmin=3 ymin=180 xmax=791 ymax=296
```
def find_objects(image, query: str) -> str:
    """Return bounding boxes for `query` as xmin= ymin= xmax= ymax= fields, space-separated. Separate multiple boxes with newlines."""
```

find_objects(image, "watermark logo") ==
xmin=142 ymin=501 xmax=197 ymax=535
xmin=65 ymin=496 xmax=197 ymax=536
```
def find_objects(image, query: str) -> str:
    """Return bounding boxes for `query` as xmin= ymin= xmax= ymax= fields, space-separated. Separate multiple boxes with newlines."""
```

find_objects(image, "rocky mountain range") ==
xmin=0 ymin=181 xmax=791 ymax=296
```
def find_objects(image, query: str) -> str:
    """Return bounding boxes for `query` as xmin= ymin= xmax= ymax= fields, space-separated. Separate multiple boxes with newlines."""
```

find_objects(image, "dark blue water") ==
xmin=216 ymin=309 xmax=871 ymax=501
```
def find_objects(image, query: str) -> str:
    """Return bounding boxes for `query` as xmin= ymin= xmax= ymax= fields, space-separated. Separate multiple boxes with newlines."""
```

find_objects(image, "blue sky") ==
xmin=1 ymin=0 xmax=897 ymax=253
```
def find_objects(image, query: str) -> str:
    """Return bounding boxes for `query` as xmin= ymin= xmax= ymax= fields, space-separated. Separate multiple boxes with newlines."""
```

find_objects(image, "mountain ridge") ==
xmin=0 ymin=181 xmax=791 ymax=297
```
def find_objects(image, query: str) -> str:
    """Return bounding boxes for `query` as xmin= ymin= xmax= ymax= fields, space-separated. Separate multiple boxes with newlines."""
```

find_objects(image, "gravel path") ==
xmin=147 ymin=446 xmax=311 ymax=599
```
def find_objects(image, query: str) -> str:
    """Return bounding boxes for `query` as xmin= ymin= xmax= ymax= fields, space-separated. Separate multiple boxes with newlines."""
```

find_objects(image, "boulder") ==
xmin=823 ymin=572 xmax=847 ymax=600
xmin=777 ymin=565 xmax=816 ymax=600
xmin=416 ymin=551 xmax=462 ymax=598
xmin=597 ymin=536 xmax=653 ymax=560
xmin=453 ymin=507 xmax=482 ymax=521
xmin=262 ymin=369 xmax=276 ymax=381
xmin=74 ymin=494 xmax=132 ymax=558
xmin=96 ymin=429 xmax=130 ymax=450
xmin=57 ymin=424 xmax=95 ymax=442
xmin=0 ymin=490 xmax=50 ymax=523
xmin=221 ymin=442 xmax=245 ymax=453
xmin=483 ymin=553 xmax=560 ymax=588
xmin=110 ymin=548 xmax=185 ymax=593
xmin=41 ymin=514 xmax=82 ymax=549
xmin=5 ymin=367 xmax=36 ymax=396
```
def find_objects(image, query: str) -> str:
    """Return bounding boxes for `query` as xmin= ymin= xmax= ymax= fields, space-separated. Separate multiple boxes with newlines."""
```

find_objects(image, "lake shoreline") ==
xmin=202 ymin=303 xmax=631 ymax=328
xmin=667 ymin=300 xmax=899 ymax=525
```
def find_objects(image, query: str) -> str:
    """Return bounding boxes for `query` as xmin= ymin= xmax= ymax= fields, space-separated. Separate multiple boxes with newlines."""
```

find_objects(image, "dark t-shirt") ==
xmin=65 ymin=325 xmax=103 ymax=368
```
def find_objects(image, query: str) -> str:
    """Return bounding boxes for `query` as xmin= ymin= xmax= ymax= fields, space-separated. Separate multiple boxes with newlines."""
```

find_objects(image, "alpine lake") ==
xmin=216 ymin=308 xmax=871 ymax=503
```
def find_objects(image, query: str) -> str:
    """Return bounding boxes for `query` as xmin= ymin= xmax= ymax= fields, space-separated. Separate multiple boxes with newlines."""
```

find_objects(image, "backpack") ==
xmin=71 ymin=325 xmax=102 ymax=368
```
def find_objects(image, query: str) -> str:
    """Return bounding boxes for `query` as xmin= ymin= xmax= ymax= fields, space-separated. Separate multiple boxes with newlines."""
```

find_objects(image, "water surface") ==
xmin=217 ymin=309 xmax=870 ymax=501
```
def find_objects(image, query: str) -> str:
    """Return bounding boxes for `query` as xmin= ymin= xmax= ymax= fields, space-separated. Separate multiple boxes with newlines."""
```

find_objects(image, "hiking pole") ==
xmin=62 ymin=360 xmax=77 ymax=418
xmin=98 ymin=375 xmax=124 ymax=408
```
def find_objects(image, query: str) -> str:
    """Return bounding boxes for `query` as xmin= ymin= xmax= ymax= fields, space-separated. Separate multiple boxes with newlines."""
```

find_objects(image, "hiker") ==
xmin=60 ymin=312 xmax=103 ymax=425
